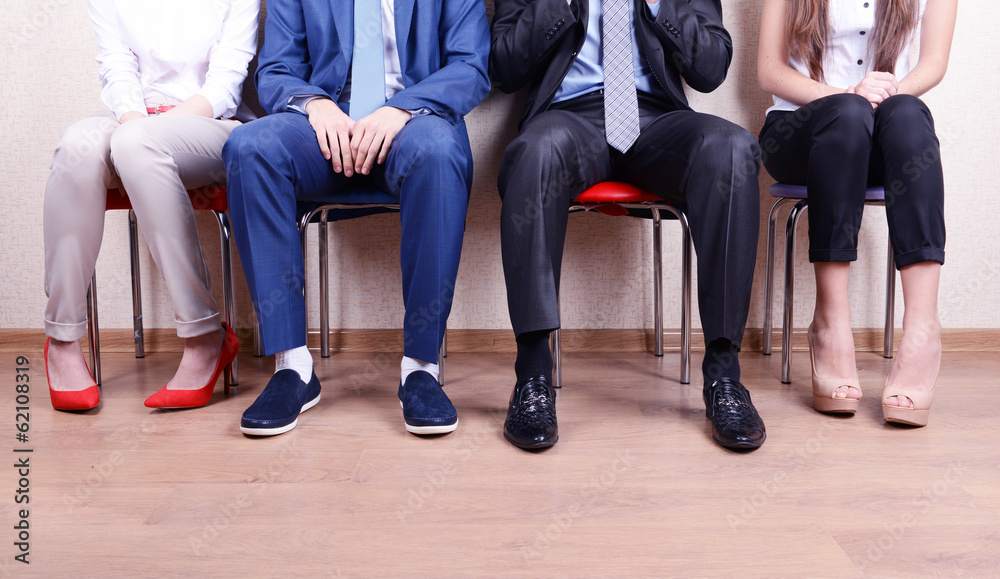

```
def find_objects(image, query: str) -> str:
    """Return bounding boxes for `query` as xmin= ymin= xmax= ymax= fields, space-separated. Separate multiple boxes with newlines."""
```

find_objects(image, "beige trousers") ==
xmin=44 ymin=110 xmax=240 ymax=342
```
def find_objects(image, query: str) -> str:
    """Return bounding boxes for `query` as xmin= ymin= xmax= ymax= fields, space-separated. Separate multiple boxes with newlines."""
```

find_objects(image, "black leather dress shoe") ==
xmin=704 ymin=377 xmax=766 ymax=450
xmin=504 ymin=375 xmax=558 ymax=450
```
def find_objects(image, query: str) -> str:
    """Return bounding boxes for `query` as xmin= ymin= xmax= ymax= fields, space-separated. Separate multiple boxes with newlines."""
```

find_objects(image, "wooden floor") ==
xmin=3 ymin=347 xmax=999 ymax=577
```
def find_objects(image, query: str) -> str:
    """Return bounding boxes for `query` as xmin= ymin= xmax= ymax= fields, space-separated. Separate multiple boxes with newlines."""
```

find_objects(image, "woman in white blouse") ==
xmin=43 ymin=0 xmax=259 ymax=410
xmin=757 ymin=0 xmax=957 ymax=426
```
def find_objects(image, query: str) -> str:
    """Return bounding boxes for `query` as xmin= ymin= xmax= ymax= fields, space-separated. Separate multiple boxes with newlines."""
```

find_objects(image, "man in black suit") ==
xmin=491 ymin=0 xmax=765 ymax=450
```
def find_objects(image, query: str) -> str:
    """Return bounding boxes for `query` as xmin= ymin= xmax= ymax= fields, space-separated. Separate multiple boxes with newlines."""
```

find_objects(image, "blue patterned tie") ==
xmin=602 ymin=0 xmax=640 ymax=152
xmin=349 ymin=0 xmax=385 ymax=120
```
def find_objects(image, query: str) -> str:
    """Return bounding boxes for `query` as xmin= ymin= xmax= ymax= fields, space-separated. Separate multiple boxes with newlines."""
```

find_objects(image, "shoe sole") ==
xmin=713 ymin=434 xmax=766 ymax=450
xmin=398 ymin=401 xmax=458 ymax=434
xmin=240 ymin=393 xmax=321 ymax=436
xmin=503 ymin=430 xmax=558 ymax=450
xmin=813 ymin=394 xmax=859 ymax=414
xmin=882 ymin=404 xmax=929 ymax=427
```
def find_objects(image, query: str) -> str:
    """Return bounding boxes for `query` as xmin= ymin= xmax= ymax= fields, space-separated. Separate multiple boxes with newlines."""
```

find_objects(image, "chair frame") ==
xmin=553 ymin=193 xmax=693 ymax=387
xmin=273 ymin=203 xmax=448 ymax=382
xmin=85 ymin=188 xmax=238 ymax=390
xmin=763 ymin=185 xmax=896 ymax=384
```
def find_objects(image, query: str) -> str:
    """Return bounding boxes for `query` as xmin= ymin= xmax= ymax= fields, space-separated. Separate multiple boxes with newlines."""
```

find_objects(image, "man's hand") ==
xmin=847 ymin=71 xmax=899 ymax=108
xmin=350 ymin=106 xmax=413 ymax=176
xmin=119 ymin=111 xmax=145 ymax=123
xmin=305 ymin=98 xmax=358 ymax=176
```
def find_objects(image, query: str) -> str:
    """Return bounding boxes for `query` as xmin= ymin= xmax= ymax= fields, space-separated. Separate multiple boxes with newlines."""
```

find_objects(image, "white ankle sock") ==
xmin=401 ymin=356 xmax=439 ymax=384
xmin=275 ymin=346 xmax=313 ymax=383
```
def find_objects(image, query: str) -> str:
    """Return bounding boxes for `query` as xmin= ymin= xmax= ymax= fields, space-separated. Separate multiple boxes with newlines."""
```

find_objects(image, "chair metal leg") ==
xmin=439 ymin=328 xmax=446 ymax=385
xmin=764 ymin=198 xmax=796 ymax=356
xmin=551 ymin=328 xmax=562 ymax=388
xmin=297 ymin=207 xmax=324 ymax=355
xmin=214 ymin=211 xmax=238 ymax=388
xmin=652 ymin=210 xmax=663 ymax=357
xmin=86 ymin=273 xmax=102 ymax=386
xmin=781 ymin=200 xmax=807 ymax=384
xmin=884 ymin=238 xmax=896 ymax=358
xmin=678 ymin=211 xmax=692 ymax=385
xmin=128 ymin=210 xmax=145 ymax=358
xmin=319 ymin=211 xmax=331 ymax=358
xmin=253 ymin=311 xmax=264 ymax=357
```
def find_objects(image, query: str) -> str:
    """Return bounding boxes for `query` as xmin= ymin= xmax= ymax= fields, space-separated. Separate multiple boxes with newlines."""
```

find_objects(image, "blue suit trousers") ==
xmin=223 ymin=112 xmax=472 ymax=363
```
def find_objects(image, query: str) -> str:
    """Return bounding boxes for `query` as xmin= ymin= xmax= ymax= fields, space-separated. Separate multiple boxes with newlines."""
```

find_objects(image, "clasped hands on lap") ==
xmin=846 ymin=71 xmax=899 ymax=108
xmin=305 ymin=98 xmax=412 ymax=176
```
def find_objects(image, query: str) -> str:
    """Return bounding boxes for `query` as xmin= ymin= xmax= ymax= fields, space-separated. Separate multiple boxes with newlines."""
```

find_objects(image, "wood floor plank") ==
xmin=3 ymin=350 xmax=999 ymax=577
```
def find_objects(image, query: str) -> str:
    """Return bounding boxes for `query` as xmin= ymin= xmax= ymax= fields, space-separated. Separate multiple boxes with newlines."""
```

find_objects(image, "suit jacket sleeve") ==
xmin=255 ymin=0 xmax=330 ymax=115
xmin=490 ymin=0 xmax=579 ymax=94
xmin=384 ymin=0 xmax=491 ymax=124
xmin=641 ymin=0 xmax=732 ymax=93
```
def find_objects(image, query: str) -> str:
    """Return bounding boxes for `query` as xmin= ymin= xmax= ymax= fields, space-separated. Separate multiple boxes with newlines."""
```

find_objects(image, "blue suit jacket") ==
xmin=256 ymin=0 xmax=491 ymax=126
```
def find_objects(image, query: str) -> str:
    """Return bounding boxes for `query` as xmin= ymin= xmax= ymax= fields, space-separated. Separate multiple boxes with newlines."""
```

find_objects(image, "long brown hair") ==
xmin=786 ymin=0 xmax=921 ymax=81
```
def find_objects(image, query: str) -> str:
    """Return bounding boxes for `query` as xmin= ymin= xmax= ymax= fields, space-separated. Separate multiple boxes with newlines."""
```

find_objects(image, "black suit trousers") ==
xmin=498 ymin=91 xmax=761 ymax=347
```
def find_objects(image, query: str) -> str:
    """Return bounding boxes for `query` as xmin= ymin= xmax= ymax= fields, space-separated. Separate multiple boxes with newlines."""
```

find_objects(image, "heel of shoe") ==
xmin=224 ymin=365 xmax=232 ymax=396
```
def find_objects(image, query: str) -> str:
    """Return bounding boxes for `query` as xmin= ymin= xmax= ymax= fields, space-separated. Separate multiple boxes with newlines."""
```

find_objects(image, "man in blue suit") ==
xmin=224 ymin=0 xmax=490 ymax=436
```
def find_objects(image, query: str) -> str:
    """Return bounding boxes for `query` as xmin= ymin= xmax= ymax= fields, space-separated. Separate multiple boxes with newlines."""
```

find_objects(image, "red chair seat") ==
xmin=106 ymin=185 xmax=228 ymax=212
xmin=574 ymin=182 xmax=663 ymax=216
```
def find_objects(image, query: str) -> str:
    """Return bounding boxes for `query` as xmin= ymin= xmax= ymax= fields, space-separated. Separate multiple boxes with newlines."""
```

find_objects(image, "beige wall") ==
xmin=2 ymin=0 xmax=998 ymax=342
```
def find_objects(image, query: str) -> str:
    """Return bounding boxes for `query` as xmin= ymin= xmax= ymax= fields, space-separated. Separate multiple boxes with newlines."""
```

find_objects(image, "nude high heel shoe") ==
xmin=882 ymin=382 xmax=935 ymax=427
xmin=808 ymin=324 xmax=861 ymax=414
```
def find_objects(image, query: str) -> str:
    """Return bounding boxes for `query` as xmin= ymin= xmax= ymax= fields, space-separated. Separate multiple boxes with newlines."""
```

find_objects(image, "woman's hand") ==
xmin=162 ymin=95 xmax=214 ymax=118
xmin=847 ymin=71 xmax=899 ymax=108
xmin=119 ymin=111 xmax=145 ymax=123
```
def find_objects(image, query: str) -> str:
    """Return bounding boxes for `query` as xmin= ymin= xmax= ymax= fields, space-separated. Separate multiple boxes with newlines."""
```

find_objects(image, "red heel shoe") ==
xmin=45 ymin=339 xmax=101 ymax=411
xmin=144 ymin=323 xmax=239 ymax=409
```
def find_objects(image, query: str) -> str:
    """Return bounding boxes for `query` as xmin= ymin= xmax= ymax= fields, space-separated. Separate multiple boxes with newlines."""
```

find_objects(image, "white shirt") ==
xmin=88 ymin=0 xmax=259 ymax=119
xmin=769 ymin=0 xmax=927 ymax=114
xmin=288 ymin=0 xmax=406 ymax=113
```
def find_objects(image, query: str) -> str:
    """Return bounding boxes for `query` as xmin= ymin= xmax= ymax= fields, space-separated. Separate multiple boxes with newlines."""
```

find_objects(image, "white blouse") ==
xmin=769 ymin=0 xmax=928 ymax=114
xmin=88 ymin=0 xmax=259 ymax=119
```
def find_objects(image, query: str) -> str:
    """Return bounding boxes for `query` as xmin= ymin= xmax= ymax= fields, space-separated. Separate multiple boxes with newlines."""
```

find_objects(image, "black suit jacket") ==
xmin=490 ymin=0 xmax=733 ymax=128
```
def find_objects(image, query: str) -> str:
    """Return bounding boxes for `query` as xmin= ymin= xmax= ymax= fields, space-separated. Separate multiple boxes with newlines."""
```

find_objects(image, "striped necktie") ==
xmin=349 ymin=0 xmax=386 ymax=120
xmin=602 ymin=0 xmax=640 ymax=152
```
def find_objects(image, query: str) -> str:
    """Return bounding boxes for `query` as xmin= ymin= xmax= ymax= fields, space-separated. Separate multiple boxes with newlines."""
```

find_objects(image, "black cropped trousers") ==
xmin=759 ymin=93 xmax=945 ymax=268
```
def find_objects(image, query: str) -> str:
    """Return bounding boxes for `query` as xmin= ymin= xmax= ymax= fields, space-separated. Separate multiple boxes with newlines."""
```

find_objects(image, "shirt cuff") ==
xmin=289 ymin=94 xmax=329 ymax=114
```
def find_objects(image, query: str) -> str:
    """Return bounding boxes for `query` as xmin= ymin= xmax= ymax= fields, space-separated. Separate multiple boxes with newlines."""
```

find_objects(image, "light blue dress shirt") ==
xmin=554 ymin=0 xmax=666 ymax=103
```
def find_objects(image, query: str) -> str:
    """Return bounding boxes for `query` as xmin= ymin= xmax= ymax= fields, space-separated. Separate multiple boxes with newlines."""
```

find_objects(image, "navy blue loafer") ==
xmin=240 ymin=370 xmax=322 ymax=436
xmin=398 ymin=371 xmax=458 ymax=435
